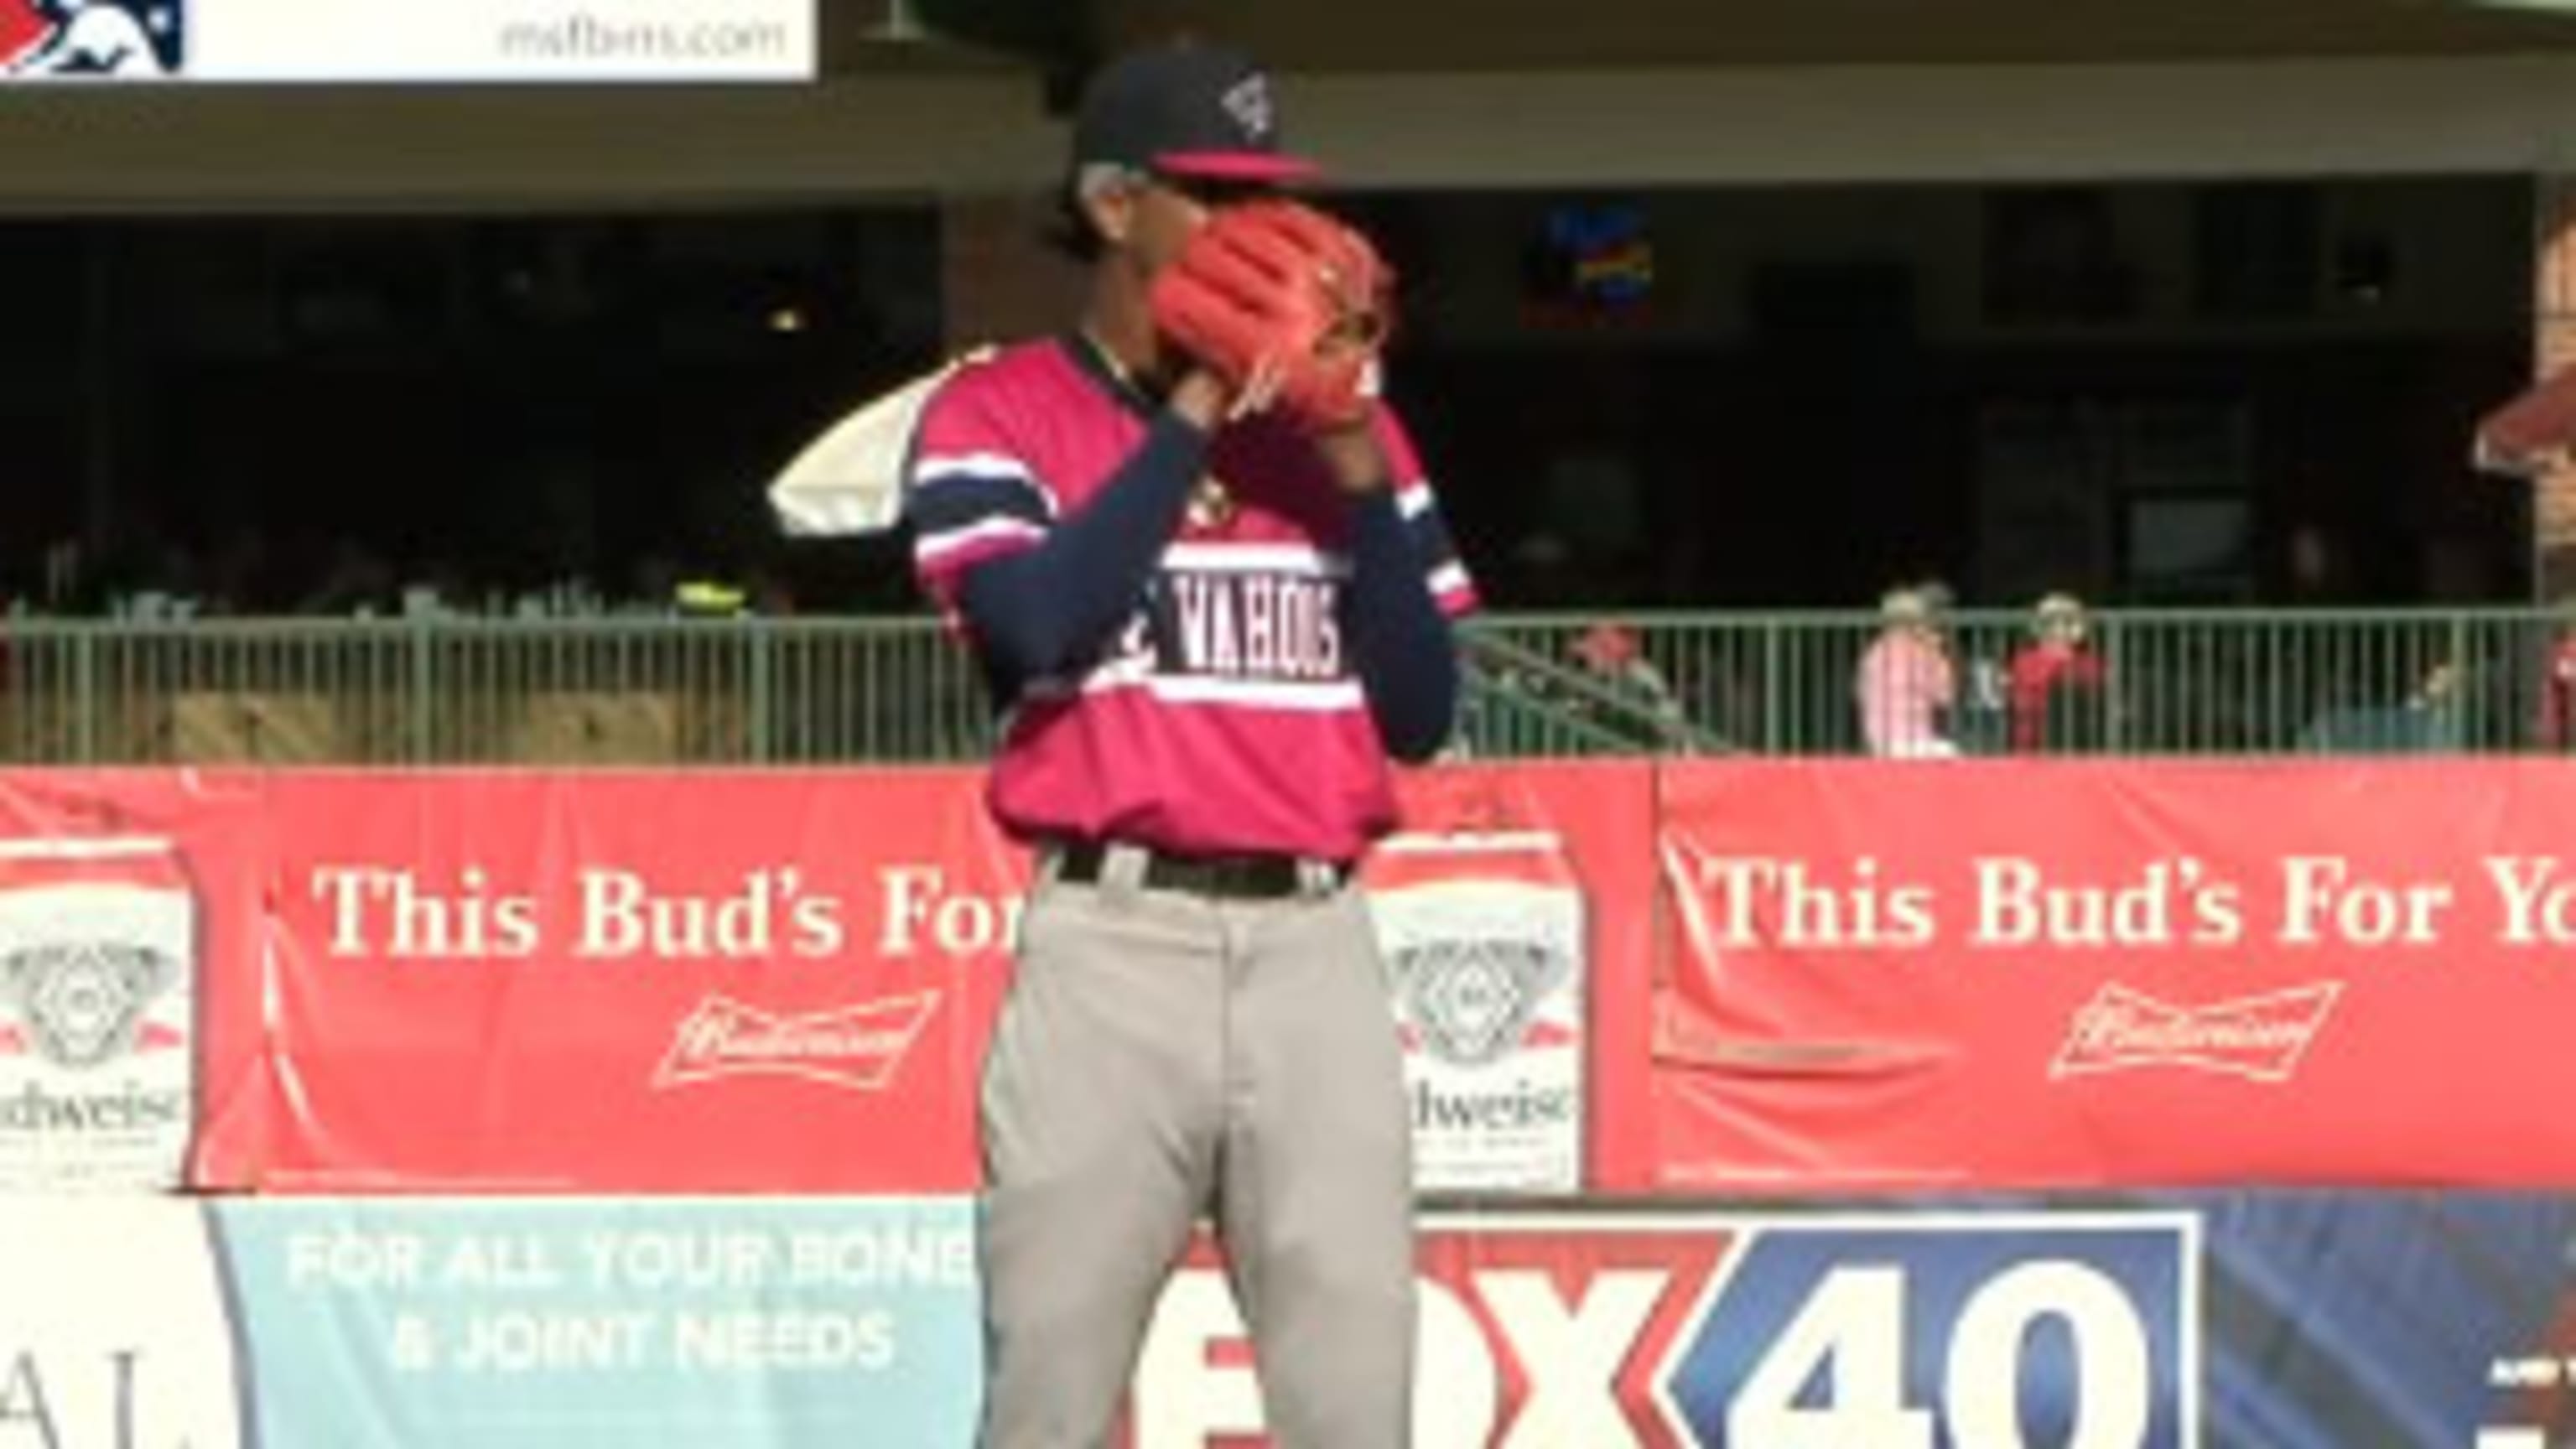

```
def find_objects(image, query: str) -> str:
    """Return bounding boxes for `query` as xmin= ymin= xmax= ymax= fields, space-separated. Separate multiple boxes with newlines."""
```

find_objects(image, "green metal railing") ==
xmin=1469 ymin=608 xmax=2527 ymax=758
xmin=0 ymin=618 xmax=995 ymax=766
xmin=0 ymin=608 xmax=2561 ymax=766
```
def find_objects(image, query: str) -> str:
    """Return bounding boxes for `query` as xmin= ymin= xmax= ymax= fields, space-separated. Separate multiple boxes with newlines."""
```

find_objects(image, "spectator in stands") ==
xmin=1855 ymin=583 xmax=1958 ymax=758
xmin=39 ymin=538 xmax=80 ymax=612
xmin=1567 ymin=621 xmax=1691 ymax=748
xmin=2303 ymin=652 xmax=2465 ymax=754
xmin=298 ymin=539 xmax=397 ymax=617
xmin=745 ymin=567 xmax=798 ymax=618
xmin=2537 ymin=599 xmax=2576 ymax=751
xmin=2007 ymin=591 xmax=2109 ymax=753
xmin=626 ymin=553 xmax=682 ymax=615
xmin=117 ymin=534 xmax=202 ymax=620
xmin=1925 ymin=577 xmax=2012 ymax=752
xmin=2406 ymin=655 xmax=2466 ymax=752
xmin=202 ymin=525 xmax=272 ymax=615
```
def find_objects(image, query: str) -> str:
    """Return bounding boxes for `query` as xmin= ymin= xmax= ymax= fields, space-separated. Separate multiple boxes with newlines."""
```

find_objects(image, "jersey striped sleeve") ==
xmin=902 ymin=375 xmax=1057 ymax=613
xmin=1374 ymin=407 xmax=1478 ymax=617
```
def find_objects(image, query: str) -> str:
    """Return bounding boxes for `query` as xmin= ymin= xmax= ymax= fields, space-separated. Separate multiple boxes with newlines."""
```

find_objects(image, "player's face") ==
xmin=1130 ymin=171 xmax=1280 ymax=275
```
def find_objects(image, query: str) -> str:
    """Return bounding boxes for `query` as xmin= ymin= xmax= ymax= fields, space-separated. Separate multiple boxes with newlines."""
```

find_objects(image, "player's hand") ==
xmin=1170 ymin=356 xmax=1291 ymax=431
xmin=1169 ymin=369 xmax=1231 ymax=431
xmin=1227 ymin=354 xmax=1290 ymax=422
xmin=1150 ymin=200 xmax=1393 ymax=434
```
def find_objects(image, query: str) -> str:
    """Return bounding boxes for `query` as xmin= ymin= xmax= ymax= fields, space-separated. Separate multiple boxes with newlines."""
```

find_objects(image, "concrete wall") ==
xmin=6 ymin=56 xmax=2576 ymax=210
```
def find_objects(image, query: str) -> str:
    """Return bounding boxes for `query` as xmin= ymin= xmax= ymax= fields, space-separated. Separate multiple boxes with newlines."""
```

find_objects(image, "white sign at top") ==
xmin=0 ymin=0 xmax=814 ymax=83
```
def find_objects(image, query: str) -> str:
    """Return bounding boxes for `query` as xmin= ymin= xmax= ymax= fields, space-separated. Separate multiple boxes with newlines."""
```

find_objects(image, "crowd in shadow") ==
xmin=2 ymin=530 xmax=804 ymax=623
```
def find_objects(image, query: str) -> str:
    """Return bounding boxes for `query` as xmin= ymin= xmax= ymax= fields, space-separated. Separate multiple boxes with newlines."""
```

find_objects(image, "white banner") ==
xmin=0 ymin=0 xmax=813 ymax=83
xmin=0 ymin=1198 xmax=247 ymax=1448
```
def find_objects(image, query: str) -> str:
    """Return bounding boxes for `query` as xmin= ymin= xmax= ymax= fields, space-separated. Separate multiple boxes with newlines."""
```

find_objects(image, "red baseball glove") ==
xmin=1149 ymin=199 xmax=1394 ymax=430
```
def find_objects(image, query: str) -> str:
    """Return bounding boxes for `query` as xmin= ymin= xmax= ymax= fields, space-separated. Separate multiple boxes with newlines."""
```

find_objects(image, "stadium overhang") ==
xmin=922 ymin=0 xmax=2576 ymax=75
xmin=5 ymin=0 xmax=2576 ymax=210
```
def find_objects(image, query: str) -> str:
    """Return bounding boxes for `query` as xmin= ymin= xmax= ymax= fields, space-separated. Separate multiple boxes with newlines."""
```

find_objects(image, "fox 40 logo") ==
xmin=1125 ymin=1213 xmax=2196 ymax=1448
xmin=0 ymin=0 xmax=182 ymax=78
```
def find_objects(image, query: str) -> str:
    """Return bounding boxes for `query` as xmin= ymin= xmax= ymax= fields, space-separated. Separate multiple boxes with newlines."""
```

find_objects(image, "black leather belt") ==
xmin=1053 ymin=840 xmax=1345 ymax=900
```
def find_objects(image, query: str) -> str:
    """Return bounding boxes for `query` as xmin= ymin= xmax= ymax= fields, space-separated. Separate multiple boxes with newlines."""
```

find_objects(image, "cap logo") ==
xmin=1218 ymin=74 xmax=1274 ymax=142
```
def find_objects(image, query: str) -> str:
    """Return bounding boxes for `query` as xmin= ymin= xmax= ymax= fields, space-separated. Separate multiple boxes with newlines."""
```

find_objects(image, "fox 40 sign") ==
xmin=1127 ymin=1212 xmax=2196 ymax=1448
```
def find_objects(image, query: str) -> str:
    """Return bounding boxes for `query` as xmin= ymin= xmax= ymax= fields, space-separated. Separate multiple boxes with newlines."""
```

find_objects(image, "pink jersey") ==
xmin=906 ymin=337 xmax=1478 ymax=861
xmin=1855 ymin=628 xmax=1956 ymax=757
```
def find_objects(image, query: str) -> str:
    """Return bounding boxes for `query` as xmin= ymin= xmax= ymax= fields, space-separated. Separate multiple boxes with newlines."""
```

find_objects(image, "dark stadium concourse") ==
xmin=1344 ymin=177 xmax=2536 ymax=610
xmin=0 ymin=171 xmax=2538 ymax=619
xmin=0 ymin=210 xmax=950 ymax=616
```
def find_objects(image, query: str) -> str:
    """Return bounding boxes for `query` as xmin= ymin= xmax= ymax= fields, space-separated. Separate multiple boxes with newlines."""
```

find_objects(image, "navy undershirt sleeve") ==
xmin=953 ymin=411 xmax=1207 ymax=694
xmin=1340 ymin=488 xmax=1461 ymax=762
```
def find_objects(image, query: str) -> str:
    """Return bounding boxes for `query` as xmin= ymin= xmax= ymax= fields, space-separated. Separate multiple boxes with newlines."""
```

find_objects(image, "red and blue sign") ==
xmin=1130 ymin=1210 xmax=2197 ymax=1446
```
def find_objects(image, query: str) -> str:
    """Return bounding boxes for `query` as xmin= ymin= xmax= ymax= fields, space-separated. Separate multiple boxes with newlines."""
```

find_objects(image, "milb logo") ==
xmin=0 ymin=0 xmax=182 ymax=76
xmin=1127 ymin=1213 xmax=2195 ymax=1448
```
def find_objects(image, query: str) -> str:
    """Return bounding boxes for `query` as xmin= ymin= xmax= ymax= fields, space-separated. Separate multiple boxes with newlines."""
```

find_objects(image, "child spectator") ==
xmin=1855 ymin=584 xmax=1959 ymax=758
xmin=2007 ymin=592 xmax=2109 ymax=753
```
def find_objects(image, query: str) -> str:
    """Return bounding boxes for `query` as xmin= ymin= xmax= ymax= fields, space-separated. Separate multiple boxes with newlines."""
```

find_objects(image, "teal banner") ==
xmin=215 ymin=1197 xmax=979 ymax=1446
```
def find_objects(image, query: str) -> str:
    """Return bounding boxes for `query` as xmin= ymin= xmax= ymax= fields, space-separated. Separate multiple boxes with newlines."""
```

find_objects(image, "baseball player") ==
xmin=902 ymin=40 xmax=1476 ymax=1449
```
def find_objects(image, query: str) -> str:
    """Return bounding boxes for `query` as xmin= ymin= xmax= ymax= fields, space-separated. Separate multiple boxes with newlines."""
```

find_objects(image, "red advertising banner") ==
xmin=82 ymin=754 xmax=2559 ymax=1196
xmin=1654 ymin=759 xmax=2576 ymax=1189
xmin=243 ymin=769 xmax=1023 ymax=1192
xmin=196 ymin=761 xmax=1658 ymax=1195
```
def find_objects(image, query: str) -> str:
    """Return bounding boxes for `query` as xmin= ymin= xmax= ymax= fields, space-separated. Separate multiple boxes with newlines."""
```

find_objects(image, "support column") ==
xmin=2532 ymin=175 xmax=2576 ymax=601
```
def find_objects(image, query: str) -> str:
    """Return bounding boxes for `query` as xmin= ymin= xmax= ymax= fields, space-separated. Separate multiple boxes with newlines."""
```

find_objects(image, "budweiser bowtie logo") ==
xmin=2051 ymin=981 xmax=2342 ymax=1083
xmin=653 ymin=992 xmax=940 ymax=1092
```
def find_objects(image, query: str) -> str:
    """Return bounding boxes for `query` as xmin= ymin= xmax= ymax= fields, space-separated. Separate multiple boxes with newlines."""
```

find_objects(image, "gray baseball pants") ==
xmin=976 ymin=843 xmax=1416 ymax=1449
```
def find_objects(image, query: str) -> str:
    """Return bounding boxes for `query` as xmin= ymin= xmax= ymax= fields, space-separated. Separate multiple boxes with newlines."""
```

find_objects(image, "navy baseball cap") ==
xmin=1070 ymin=43 xmax=1321 ymax=184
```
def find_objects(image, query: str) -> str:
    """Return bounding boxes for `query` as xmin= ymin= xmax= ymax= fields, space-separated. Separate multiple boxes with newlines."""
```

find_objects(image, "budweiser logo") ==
xmin=0 ymin=941 xmax=178 ymax=1069
xmin=2051 ymin=981 xmax=2342 ymax=1083
xmin=1393 ymin=937 xmax=1571 ymax=1068
xmin=652 ymin=992 xmax=939 ymax=1092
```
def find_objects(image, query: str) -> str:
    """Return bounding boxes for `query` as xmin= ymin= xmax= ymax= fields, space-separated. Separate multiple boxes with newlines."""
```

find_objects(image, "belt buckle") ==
xmin=1162 ymin=853 xmax=1248 ymax=897
xmin=1208 ymin=856 xmax=1264 ymax=897
xmin=1145 ymin=850 xmax=1285 ymax=899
